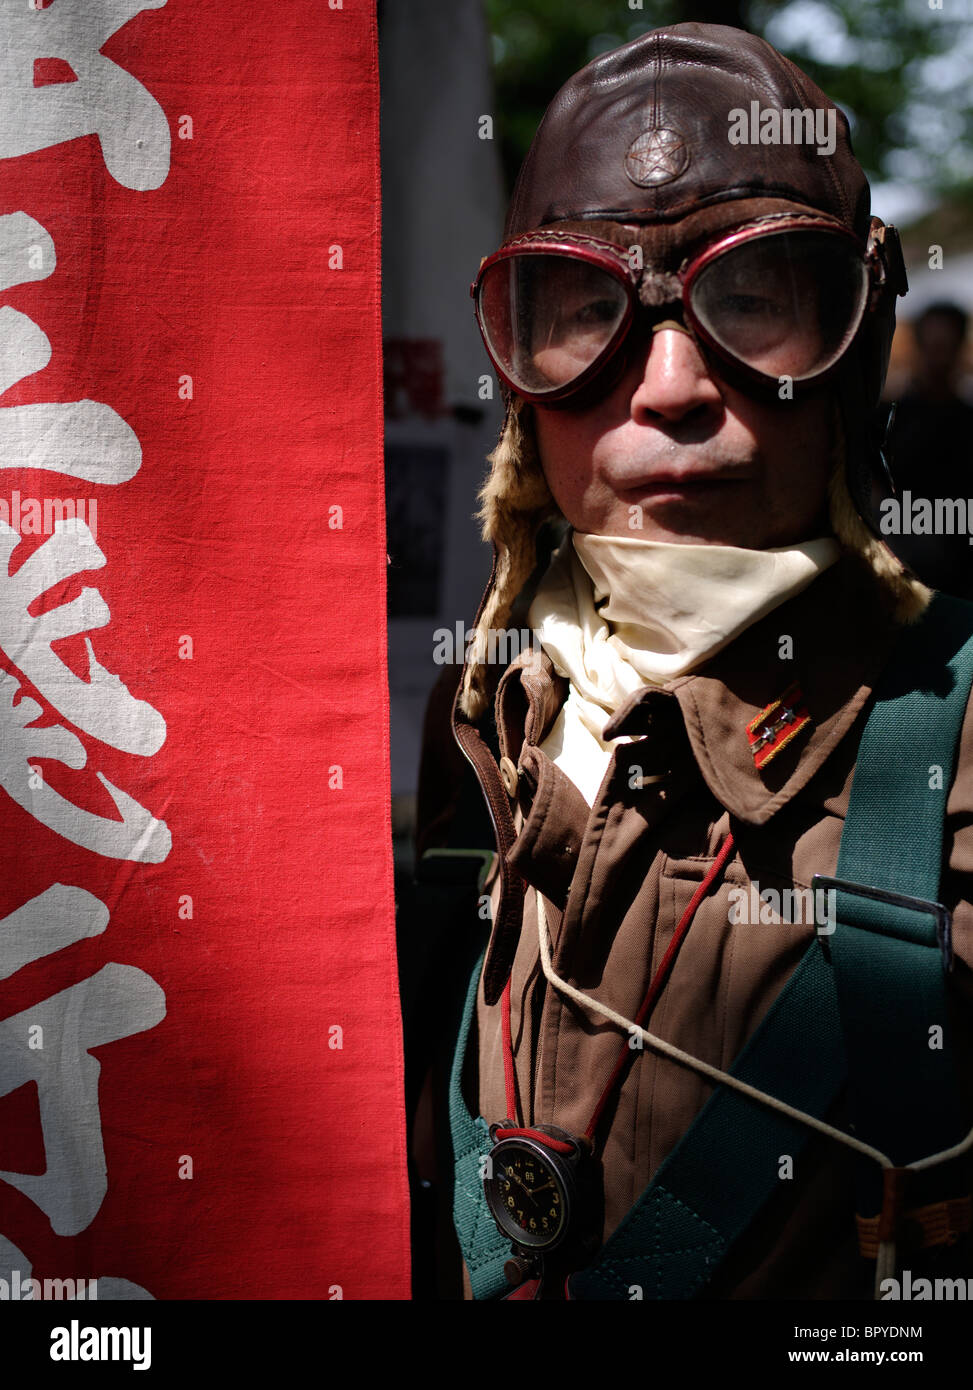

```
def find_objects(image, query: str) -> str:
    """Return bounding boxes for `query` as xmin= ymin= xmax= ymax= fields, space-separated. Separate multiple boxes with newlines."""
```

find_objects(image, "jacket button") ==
xmin=499 ymin=756 xmax=519 ymax=797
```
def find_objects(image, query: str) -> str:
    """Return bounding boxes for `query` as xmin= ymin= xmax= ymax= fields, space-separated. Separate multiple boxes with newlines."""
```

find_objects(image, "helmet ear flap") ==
xmin=832 ymin=221 xmax=933 ymax=619
xmin=459 ymin=398 xmax=558 ymax=721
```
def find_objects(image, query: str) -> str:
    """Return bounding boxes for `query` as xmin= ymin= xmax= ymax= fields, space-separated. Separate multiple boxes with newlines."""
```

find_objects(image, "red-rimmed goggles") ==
xmin=471 ymin=220 xmax=881 ymax=405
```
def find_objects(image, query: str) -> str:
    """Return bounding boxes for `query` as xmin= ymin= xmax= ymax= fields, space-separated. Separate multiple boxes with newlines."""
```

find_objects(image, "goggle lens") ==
xmin=689 ymin=230 xmax=869 ymax=381
xmin=474 ymin=228 xmax=871 ymax=400
xmin=477 ymin=253 xmax=629 ymax=395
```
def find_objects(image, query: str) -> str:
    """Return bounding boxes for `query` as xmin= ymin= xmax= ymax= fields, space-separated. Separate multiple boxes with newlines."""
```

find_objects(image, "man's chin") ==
xmin=603 ymin=485 xmax=760 ymax=545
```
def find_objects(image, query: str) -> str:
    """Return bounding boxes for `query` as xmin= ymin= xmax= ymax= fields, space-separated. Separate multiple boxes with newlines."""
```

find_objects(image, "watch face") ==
xmin=485 ymin=1139 xmax=571 ymax=1251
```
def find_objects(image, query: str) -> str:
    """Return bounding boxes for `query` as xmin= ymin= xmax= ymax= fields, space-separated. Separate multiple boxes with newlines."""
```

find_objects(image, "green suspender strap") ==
xmin=449 ymin=951 xmax=513 ymax=1300
xmin=449 ymin=593 xmax=973 ymax=1300
xmin=567 ymin=591 xmax=973 ymax=1299
xmin=569 ymin=941 xmax=848 ymax=1299
xmin=822 ymin=593 xmax=973 ymax=1226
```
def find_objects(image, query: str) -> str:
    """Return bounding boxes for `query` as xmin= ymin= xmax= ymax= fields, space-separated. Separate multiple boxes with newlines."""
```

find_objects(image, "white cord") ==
xmin=535 ymin=893 xmax=973 ymax=1298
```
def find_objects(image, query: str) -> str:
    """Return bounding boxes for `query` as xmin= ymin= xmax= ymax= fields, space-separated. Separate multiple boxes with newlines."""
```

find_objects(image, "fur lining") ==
xmin=459 ymin=399 xmax=556 ymax=720
xmin=638 ymin=272 xmax=684 ymax=308
xmin=827 ymin=464 xmax=933 ymax=622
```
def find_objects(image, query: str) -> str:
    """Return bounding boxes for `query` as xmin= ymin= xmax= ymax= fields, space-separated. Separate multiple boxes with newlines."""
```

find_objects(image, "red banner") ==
xmin=0 ymin=0 xmax=408 ymax=1300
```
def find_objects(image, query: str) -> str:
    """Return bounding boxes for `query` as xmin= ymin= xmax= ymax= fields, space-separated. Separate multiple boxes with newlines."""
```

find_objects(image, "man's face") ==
xmin=532 ymin=325 xmax=836 ymax=548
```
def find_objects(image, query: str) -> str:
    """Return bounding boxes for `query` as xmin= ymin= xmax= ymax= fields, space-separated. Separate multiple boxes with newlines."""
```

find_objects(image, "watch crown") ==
xmin=503 ymin=1256 xmax=535 ymax=1286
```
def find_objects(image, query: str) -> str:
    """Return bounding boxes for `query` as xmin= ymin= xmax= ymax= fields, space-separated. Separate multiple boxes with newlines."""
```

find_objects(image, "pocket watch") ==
xmin=484 ymin=1122 xmax=598 ymax=1256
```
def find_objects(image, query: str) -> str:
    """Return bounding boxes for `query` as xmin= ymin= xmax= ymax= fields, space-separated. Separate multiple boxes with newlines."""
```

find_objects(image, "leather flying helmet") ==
xmin=458 ymin=22 xmax=925 ymax=723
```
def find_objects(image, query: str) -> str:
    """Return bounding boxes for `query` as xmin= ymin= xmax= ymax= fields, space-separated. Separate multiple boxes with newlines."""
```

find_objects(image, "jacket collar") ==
xmin=493 ymin=550 xmax=904 ymax=827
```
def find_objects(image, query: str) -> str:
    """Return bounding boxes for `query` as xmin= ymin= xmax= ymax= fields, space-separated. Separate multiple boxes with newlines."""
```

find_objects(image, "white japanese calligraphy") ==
xmin=0 ymin=0 xmax=170 ymax=191
xmin=0 ymin=964 xmax=166 ymax=1236
xmin=0 ymin=213 xmax=142 ymax=485
xmin=0 ymin=519 xmax=166 ymax=756
xmin=0 ymin=0 xmax=173 ymax=1294
xmin=0 ymin=670 xmax=171 ymax=861
xmin=0 ymin=883 xmax=108 ymax=981
xmin=0 ymin=210 xmax=55 ymax=292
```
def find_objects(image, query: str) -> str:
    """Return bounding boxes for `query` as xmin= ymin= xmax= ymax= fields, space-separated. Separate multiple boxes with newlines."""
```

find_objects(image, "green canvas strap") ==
xmin=448 ymin=951 xmax=511 ymax=1300
xmin=567 ymin=937 xmax=844 ymax=1299
xmin=822 ymin=592 xmax=973 ymax=1217
xmin=411 ymin=695 xmax=503 ymax=1295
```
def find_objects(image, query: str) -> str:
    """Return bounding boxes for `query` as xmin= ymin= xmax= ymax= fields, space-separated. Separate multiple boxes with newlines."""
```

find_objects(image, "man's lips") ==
xmin=616 ymin=470 xmax=751 ymax=496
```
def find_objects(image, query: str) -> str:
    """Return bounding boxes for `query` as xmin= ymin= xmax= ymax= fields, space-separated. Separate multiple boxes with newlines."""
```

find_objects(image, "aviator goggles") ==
xmin=471 ymin=220 xmax=880 ymax=406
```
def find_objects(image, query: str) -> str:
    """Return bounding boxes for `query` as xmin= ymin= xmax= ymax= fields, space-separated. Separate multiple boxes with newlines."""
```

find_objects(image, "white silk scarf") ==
xmin=527 ymin=530 xmax=840 ymax=805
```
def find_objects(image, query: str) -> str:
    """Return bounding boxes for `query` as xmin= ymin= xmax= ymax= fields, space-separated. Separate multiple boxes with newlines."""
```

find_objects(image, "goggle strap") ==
xmin=874 ymin=223 xmax=909 ymax=299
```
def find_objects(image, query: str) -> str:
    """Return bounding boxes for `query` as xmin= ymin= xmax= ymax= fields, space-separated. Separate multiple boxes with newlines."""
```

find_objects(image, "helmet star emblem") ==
xmin=624 ymin=127 xmax=690 ymax=187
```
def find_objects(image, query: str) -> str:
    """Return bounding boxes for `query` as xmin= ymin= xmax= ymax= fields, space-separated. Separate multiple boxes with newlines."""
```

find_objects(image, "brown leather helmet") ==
xmin=507 ymin=23 xmax=867 ymax=235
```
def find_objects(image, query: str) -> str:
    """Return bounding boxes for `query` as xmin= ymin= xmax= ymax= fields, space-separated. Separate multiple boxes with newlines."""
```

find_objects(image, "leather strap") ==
xmin=856 ymin=1195 xmax=972 ymax=1259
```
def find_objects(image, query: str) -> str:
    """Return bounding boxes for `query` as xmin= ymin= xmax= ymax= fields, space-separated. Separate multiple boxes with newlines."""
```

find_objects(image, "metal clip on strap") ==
xmin=813 ymin=874 xmax=953 ymax=971
xmin=417 ymin=847 xmax=496 ymax=895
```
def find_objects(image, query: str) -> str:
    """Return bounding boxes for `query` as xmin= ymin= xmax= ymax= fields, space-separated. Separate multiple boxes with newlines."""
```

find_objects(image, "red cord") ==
xmin=493 ymin=1126 xmax=575 ymax=1155
xmin=501 ymin=976 xmax=520 ymax=1124
xmin=584 ymin=831 xmax=736 ymax=1139
xmin=500 ymin=832 xmax=736 ymax=1142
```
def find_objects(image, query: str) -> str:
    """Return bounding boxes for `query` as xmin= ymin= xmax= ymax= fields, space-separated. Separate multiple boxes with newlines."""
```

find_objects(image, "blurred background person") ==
xmin=883 ymin=302 xmax=973 ymax=597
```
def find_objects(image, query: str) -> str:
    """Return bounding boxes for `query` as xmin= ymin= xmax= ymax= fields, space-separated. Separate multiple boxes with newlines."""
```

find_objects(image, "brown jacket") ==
xmin=451 ymin=550 xmax=973 ymax=1298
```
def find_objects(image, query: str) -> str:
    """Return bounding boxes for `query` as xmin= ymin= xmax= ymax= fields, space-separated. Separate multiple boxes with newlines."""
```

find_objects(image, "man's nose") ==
xmin=628 ymin=323 xmax=723 ymax=424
